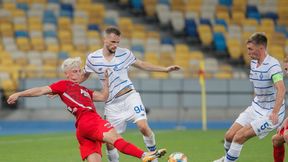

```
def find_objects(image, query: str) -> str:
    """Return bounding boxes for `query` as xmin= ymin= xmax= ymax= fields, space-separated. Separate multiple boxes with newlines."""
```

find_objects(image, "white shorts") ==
xmin=104 ymin=91 xmax=147 ymax=134
xmin=235 ymin=106 xmax=285 ymax=139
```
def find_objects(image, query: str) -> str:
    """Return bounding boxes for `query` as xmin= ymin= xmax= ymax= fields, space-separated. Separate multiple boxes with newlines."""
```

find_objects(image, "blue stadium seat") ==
xmin=44 ymin=31 xmax=57 ymax=38
xmin=246 ymin=5 xmax=261 ymax=22
xmin=60 ymin=3 xmax=74 ymax=18
xmin=185 ymin=19 xmax=198 ymax=37
xmin=16 ymin=3 xmax=29 ymax=11
xmin=15 ymin=31 xmax=29 ymax=38
xmin=158 ymin=0 xmax=170 ymax=5
xmin=199 ymin=18 xmax=212 ymax=26
xmin=214 ymin=18 xmax=228 ymax=30
xmin=43 ymin=10 xmax=57 ymax=25
xmin=261 ymin=12 xmax=278 ymax=23
xmin=131 ymin=45 xmax=145 ymax=53
xmin=218 ymin=0 xmax=232 ymax=7
xmin=130 ymin=0 xmax=144 ymax=11
xmin=213 ymin=32 xmax=226 ymax=52
xmin=88 ymin=24 xmax=100 ymax=31
xmin=161 ymin=37 xmax=174 ymax=45
xmin=58 ymin=51 xmax=69 ymax=60
xmin=48 ymin=0 xmax=60 ymax=3
xmin=104 ymin=18 xmax=117 ymax=26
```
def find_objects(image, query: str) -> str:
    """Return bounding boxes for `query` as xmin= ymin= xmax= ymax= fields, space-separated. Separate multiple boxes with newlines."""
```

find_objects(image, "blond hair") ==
xmin=61 ymin=57 xmax=82 ymax=72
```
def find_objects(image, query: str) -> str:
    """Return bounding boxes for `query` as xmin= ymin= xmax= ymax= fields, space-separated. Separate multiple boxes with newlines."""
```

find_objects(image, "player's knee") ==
xmin=103 ymin=129 xmax=122 ymax=144
xmin=272 ymin=135 xmax=281 ymax=146
xmin=224 ymin=131 xmax=234 ymax=142
xmin=233 ymin=132 xmax=245 ymax=143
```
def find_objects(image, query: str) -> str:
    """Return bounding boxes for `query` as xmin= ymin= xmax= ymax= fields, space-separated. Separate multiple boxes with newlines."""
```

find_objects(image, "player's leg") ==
xmin=223 ymin=124 xmax=256 ymax=162
xmin=104 ymin=101 xmax=128 ymax=162
xmin=212 ymin=123 xmax=244 ymax=162
xmin=128 ymin=92 xmax=158 ymax=153
xmin=103 ymin=128 xmax=166 ymax=161
xmin=86 ymin=153 xmax=102 ymax=162
xmin=136 ymin=119 xmax=157 ymax=151
xmin=272 ymin=133 xmax=285 ymax=162
xmin=224 ymin=123 xmax=243 ymax=152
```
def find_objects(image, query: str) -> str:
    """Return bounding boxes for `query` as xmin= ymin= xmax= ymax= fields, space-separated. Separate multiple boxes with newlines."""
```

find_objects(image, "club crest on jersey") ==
xmin=80 ymin=89 xmax=90 ymax=98
xmin=113 ymin=65 xmax=120 ymax=71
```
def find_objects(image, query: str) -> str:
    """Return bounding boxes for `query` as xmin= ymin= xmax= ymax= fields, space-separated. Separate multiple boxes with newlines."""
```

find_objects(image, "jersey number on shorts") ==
xmin=134 ymin=105 xmax=145 ymax=114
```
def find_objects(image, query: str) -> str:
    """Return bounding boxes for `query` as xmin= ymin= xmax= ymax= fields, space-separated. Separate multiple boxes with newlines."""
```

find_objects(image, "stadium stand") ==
xmin=0 ymin=0 xmax=287 ymax=100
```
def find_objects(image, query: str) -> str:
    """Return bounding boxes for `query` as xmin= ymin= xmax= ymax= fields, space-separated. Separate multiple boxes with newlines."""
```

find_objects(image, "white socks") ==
xmin=107 ymin=148 xmax=119 ymax=162
xmin=225 ymin=142 xmax=243 ymax=162
xmin=224 ymin=140 xmax=231 ymax=153
xmin=143 ymin=132 xmax=157 ymax=151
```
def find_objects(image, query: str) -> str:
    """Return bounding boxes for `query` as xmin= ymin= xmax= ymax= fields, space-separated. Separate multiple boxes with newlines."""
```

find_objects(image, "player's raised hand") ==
xmin=166 ymin=65 xmax=181 ymax=72
xmin=7 ymin=93 xmax=20 ymax=104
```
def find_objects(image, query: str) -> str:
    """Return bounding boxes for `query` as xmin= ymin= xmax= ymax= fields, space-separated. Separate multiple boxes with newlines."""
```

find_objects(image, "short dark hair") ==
xmin=104 ymin=26 xmax=121 ymax=37
xmin=246 ymin=32 xmax=267 ymax=48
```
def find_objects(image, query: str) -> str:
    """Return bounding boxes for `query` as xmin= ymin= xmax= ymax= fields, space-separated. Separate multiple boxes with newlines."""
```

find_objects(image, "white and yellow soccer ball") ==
xmin=167 ymin=152 xmax=188 ymax=162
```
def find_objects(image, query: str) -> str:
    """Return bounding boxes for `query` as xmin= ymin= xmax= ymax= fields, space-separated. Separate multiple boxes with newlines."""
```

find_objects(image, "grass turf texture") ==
xmin=0 ymin=130 xmax=285 ymax=162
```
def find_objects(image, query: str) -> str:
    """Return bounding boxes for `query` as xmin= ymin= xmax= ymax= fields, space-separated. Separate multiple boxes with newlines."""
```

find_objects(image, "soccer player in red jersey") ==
xmin=7 ymin=57 xmax=166 ymax=162
xmin=272 ymin=56 xmax=288 ymax=162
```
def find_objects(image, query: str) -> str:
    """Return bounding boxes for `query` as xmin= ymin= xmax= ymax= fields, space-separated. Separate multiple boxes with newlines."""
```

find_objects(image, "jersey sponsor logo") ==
xmin=104 ymin=122 xmax=113 ymax=129
xmin=80 ymin=89 xmax=91 ymax=98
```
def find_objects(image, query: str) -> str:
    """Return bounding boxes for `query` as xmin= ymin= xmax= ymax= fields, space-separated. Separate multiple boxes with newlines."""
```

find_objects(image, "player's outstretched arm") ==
xmin=7 ymin=86 xmax=52 ymax=104
xmin=92 ymin=70 xmax=109 ymax=102
xmin=270 ymin=80 xmax=286 ymax=124
xmin=132 ymin=59 xmax=181 ymax=72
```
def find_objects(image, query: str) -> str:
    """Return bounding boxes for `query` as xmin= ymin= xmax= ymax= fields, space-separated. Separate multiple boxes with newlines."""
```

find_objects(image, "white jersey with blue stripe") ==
xmin=85 ymin=47 xmax=137 ymax=104
xmin=249 ymin=55 xmax=285 ymax=116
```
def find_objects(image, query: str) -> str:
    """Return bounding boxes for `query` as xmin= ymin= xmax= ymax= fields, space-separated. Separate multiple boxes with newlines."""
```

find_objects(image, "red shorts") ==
xmin=76 ymin=112 xmax=113 ymax=160
xmin=278 ymin=120 xmax=288 ymax=136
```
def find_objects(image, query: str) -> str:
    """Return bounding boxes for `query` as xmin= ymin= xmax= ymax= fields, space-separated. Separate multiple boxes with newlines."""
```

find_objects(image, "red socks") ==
xmin=274 ymin=145 xmax=285 ymax=162
xmin=113 ymin=138 xmax=144 ymax=158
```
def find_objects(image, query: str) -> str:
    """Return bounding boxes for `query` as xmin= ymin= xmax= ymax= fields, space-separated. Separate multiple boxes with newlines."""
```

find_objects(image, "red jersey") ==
xmin=49 ymin=80 xmax=101 ymax=120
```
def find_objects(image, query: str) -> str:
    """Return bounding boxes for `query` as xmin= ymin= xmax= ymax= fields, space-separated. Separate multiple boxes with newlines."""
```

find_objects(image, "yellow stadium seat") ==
xmin=12 ymin=9 xmax=26 ymax=17
xmin=74 ymin=17 xmax=88 ymax=25
xmin=216 ymin=11 xmax=230 ymax=24
xmin=231 ymin=11 xmax=245 ymax=25
xmin=58 ymin=17 xmax=72 ymax=30
xmin=242 ymin=19 xmax=258 ymax=27
xmin=198 ymin=24 xmax=213 ymax=46
xmin=32 ymin=39 xmax=46 ymax=51
xmin=16 ymin=37 xmax=31 ymax=51
xmin=147 ymin=31 xmax=160 ymax=39
xmin=213 ymin=24 xmax=226 ymax=33
xmin=143 ymin=0 xmax=157 ymax=17
xmin=171 ymin=0 xmax=185 ymax=12
xmin=61 ymin=44 xmax=74 ymax=52
xmin=14 ymin=24 xmax=28 ymax=31
xmin=88 ymin=4 xmax=105 ymax=24
xmin=159 ymin=52 xmax=173 ymax=67
xmin=269 ymin=45 xmax=285 ymax=61
xmin=3 ymin=2 xmax=17 ymax=10
xmin=47 ymin=44 xmax=60 ymax=53
xmin=185 ymin=0 xmax=202 ymax=13
xmin=1 ymin=79 xmax=17 ymax=98
xmin=227 ymin=38 xmax=242 ymax=60
xmin=144 ymin=52 xmax=159 ymax=64
xmin=0 ymin=22 xmax=14 ymax=37
xmin=175 ymin=44 xmax=189 ymax=53
xmin=43 ymin=65 xmax=58 ymax=78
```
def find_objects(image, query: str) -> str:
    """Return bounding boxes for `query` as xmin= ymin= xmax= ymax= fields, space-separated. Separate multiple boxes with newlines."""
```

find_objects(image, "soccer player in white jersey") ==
xmin=213 ymin=32 xmax=286 ymax=162
xmin=83 ymin=26 xmax=180 ymax=162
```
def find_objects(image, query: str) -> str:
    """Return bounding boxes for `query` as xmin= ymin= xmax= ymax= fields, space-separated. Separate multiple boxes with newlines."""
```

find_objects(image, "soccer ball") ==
xmin=167 ymin=152 xmax=188 ymax=162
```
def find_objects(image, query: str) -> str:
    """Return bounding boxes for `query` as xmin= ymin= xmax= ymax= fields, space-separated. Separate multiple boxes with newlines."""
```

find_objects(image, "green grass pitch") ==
xmin=0 ymin=130 xmax=286 ymax=162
